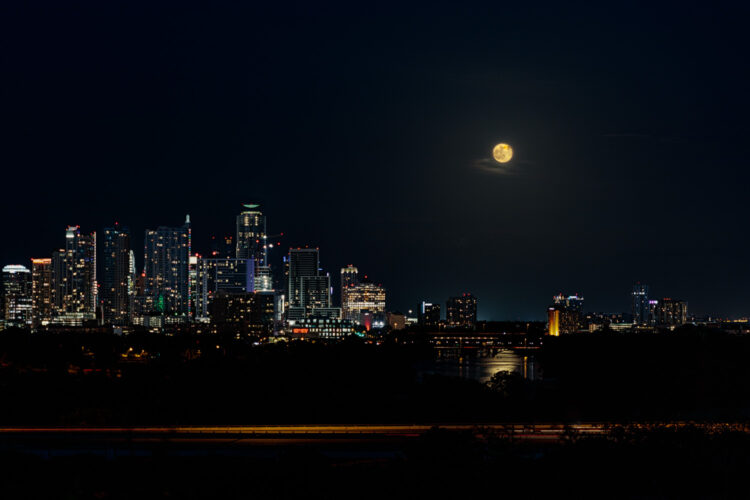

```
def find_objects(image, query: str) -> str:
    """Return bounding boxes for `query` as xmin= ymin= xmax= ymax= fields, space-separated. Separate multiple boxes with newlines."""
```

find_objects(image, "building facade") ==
xmin=343 ymin=282 xmax=386 ymax=326
xmin=287 ymin=248 xmax=333 ymax=319
xmin=144 ymin=216 xmax=191 ymax=321
xmin=548 ymin=293 xmax=585 ymax=334
xmin=209 ymin=291 xmax=275 ymax=337
xmin=51 ymin=226 xmax=97 ymax=324
xmin=2 ymin=265 xmax=32 ymax=328
xmin=419 ymin=301 xmax=441 ymax=327
xmin=195 ymin=257 xmax=253 ymax=320
xmin=102 ymin=224 xmax=131 ymax=325
xmin=446 ymin=293 xmax=478 ymax=328
xmin=30 ymin=258 xmax=53 ymax=328
xmin=654 ymin=298 xmax=687 ymax=326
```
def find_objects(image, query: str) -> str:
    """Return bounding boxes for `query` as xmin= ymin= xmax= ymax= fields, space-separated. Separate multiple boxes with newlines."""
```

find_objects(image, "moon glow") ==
xmin=492 ymin=143 xmax=513 ymax=164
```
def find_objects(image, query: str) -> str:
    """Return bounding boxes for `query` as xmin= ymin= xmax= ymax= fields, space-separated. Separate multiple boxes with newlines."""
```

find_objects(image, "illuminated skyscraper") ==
xmin=51 ymin=226 xmax=97 ymax=324
xmin=632 ymin=283 xmax=649 ymax=325
xmin=236 ymin=205 xmax=274 ymax=292
xmin=236 ymin=204 xmax=266 ymax=265
xmin=30 ymin=258 xmax=53 ymax=328
xmin=446 ymin=293 xmax=478 ymax=328
xmin=144 ymin=216 xmax=191 ymax=321
xmin=2 ymin=265 xmax=32 ymax=328
xmin=340 ymin=265 xmax=358 ymax=316
xmin=102 ymin=223 xmax=131 ymax=325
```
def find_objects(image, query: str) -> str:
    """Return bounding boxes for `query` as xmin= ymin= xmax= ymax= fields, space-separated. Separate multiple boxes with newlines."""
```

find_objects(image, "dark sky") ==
xmin=2 ymin=2 xmax=749 ymax=319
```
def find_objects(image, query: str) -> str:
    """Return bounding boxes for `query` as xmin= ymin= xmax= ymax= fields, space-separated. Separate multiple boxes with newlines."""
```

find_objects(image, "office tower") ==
xmin=654 ymin=298 xmax=687 ymax=326
xmin=144 ymin=216 xmax=191 ymax=321
xmin=632 ymin=283 xmax=649 ymax=325
xmin=419 ymin=301 xmax=441 ymax=327
xmin=30 ymin=258 xmax=53 ymax=328
xmin=51 ymin=226 xmax=97 ymax=324
xmin=236 ymin=205 xmax=274 ymax=292
xmin=343 ymin=282 xmax=386 ymax=325
xmin=102 ymin=223 xmax=131 ymax=325
xmin=236 ymin=204 xmax=266 ymax=265
xmin=2 ymin=265 xmax=32 ymax=328
xmin=287 ymin=247 xmax=335 ymax=319
xmin=550 ymin=293 xmax=585 ymax=334
xmin=446 ymin=293 xmax=478 ymax=328
xmin=288 ymin=247 xmax=319 ymax=309
xmin=340 ymin=265 xmax=358 ymax=308
xmin=195 ymin=257 xmax=253 ymax=320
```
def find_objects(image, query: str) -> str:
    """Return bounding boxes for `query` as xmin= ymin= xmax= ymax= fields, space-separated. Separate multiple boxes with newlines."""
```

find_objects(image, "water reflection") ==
xmin=416 ymin=349 xmax=540 ymax=384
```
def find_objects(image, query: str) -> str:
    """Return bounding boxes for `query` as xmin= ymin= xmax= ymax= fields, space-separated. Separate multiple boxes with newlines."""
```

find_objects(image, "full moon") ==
xmin=492 ymin=143 xmax=513 ymax=163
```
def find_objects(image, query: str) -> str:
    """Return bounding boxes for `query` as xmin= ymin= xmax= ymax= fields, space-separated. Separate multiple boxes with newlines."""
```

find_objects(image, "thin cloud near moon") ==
xmin=474 ymin=157 xmax=523 ymax=175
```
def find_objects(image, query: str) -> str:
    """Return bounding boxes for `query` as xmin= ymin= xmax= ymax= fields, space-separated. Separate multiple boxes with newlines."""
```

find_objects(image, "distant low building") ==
xmin=288 ymin=318 xmax=355 ymax=339
xmin=387 ymin=312 xmax=406 ymax=331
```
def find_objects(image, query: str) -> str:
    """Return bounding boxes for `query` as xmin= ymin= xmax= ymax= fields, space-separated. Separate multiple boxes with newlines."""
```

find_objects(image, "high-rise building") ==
xmin=549 ymin=293 xmax=584 ymax=334
xmin=287 ymin=248 xmax=335 ymax=319
xmin=547 ymin=307 xmax=560 ymax=336
xmin=419 ymin=301 xmax=441 ymax=327
xmin=236 ymin=205 xmax=274 ymax=292
xmin=343 ymin=282 xmax=386 ymax=325
xmin=30 ymin=258 xmax=53 ymax=328
xmin=195 ymin=257 xmax=253 ymax=320
xmin=654 ymin=298 xmax=687 ymax=326
xmin=144 ymin=216 xmax=191 ymax=321
xmin=236 ymin=204 xmax=266 ymax=265
xmin=632 ymin=283 xmax=649 ymax=325
xmin=102 ymin=223 xmax=131 ymax=325
xmin=2 ymin=265 xmax=32 ymax=328
xmin=446 ymin=293 xmax=478 ymax=328
xmin=340 ymin=265 xmax=358 ymax=311
xmin=51 ymin=226 xmax=97 ymax=324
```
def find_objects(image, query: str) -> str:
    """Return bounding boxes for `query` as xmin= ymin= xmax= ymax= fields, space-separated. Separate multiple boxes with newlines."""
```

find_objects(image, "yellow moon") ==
xmin=492 ymin=143 xmax=513 ymax=163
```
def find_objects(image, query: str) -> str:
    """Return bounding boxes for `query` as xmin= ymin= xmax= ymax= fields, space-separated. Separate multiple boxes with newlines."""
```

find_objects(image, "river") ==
xmin=416 ymin=349 xmax=541 ymax=383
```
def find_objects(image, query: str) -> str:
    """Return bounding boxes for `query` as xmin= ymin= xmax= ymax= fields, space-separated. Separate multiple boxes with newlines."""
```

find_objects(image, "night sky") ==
xmin=2 ymin=2 xmax=749 ymax=319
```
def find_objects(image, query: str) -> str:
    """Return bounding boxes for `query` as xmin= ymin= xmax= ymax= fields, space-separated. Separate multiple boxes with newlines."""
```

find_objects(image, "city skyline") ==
xmin=0 ymin=204 xmax=734 ymax=322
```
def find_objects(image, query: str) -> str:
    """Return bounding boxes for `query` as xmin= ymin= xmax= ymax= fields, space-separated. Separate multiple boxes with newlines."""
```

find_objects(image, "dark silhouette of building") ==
xmin=419 ymin=301 xmax=441 ymax=327
xmin=102 ymin=223 xmax=131 ymax=325
xmin=446 ymin=293 xmax=478 ymax=328
xmin=209 ymin=291 xmax=275 ymax=337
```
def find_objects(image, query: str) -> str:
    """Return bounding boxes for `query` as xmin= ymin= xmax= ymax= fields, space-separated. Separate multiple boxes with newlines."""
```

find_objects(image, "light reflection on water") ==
xmin=416 ymin=349 xmax=540 ymax=384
